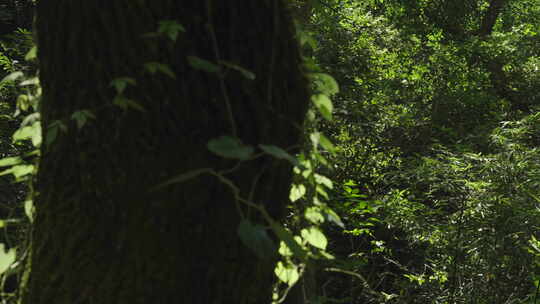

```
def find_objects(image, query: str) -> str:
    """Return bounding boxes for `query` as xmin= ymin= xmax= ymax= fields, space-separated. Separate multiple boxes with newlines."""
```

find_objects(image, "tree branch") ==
xmin=478 ymin=0 xmax=507 ymax=38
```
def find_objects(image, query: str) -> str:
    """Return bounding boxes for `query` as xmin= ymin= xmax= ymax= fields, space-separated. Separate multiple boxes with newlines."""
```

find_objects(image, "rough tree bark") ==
xmin=24 ymin=1 xmax=310 ymax=303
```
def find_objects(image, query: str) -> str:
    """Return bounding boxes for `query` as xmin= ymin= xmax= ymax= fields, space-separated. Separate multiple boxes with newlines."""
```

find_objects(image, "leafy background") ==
xmin=0 ymin=0 xmax=540 ymax=303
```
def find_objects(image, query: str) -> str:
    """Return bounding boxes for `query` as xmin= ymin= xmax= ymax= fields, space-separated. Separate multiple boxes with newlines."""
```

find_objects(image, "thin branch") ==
xmin=324 ymin=267 xmax=383 ymax=299
xmin=205 ymin=0 xmax=237 ymax=137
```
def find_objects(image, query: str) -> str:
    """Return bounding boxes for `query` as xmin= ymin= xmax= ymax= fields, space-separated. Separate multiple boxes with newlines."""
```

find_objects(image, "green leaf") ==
xmin=237 ymin=219 xmax=276 ymax=260
xmin=24 ymin=200 xmax=34 ymax=222
xmin=301 ymin=226 xmax=327 ymax=250
xmin=207 ymin=136 xmax=254 ymax=160
xmin=157 ymin=20 xmax=185 ymax=41
xmin=310 ymin=73 xmax=339 ymax=95
xmin=16 ymin=94 xmax=30 ymax=112
xmin=314 ymin=173 xmax=333 ymax=189
xmin=0 ymin=244 xmax=15 ymax=275
xmin=21 ymin=112 xmax=40 ymax=128
xmin=71 ymin=110 xmax=96 ymax=129
xmin=187 ymin=56 xmax=221 ymax=74
xmin=314 ymin=152 xmax=329 ymax=167
xmin=113 ymin=96 xmax=146 ymax=112
xmin=219 ymin=61 xmax=256 ymax=80
xmin=0 ymin=164 xmax=34 ymax=179
xmin=151 ymin=168 xmax=211 ymax=191
xmin=259 ymin=144 xmax=300 ymax=166
xmin=13 ymin=164 xmax=34 ymax=178
xmin=305 ymin=207 xmax=325 ymax=224
xmin=289 ymin=184 xmax=306 ymax=202
xmin=25 ymin=46 xmax=37 ymax=61
xmin=0 ymin=156 xmax=23 ymax=167
xmin=270 ymin=221 xmax=308 ymax=261
xmin=46 ymin=120 xmax=67 ymax=148
xmin=309 ymin=132 xmax=320 ymax=148
xmin=19 ymin=77 xmax=39 ymax=86
xmin=316 ymin=185 xmax=329 ymax=199
xmin=143 ymin=62 xmax=176 ymax=79
xmin=110 ymin=77 xmax=137 ymax=94
xmin=319 ymin=133 xmax=336 ymax=153
xmin=1 ymin=71 xmax=23 ymax=84
xmin=381 ymin=292 xmax=398 ymax=301
xmin=311 ymin=94 xmax=333 ymax=121
xmin=278 ymin=241 xmax=293 ymax=257
xmin=306 ymin=109 xmax=316 ymax=122
xmin=13 ymin=122 xmax=41 ymax=147
xmin=298 ymin=31 xmax=317 ymax=50
xmin=274 ymin=261 xmax=299 ymax=286
xmin=323 ymin=207 xmax=344 ymax=228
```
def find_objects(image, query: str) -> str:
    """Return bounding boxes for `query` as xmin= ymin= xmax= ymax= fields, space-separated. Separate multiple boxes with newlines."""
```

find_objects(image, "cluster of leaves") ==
xmin=0 ymin=26 xmax=37 ymax=302
xmin=375 ymin=113 xmax=540 ymax=303
xmin=296 ymin=0 xmax=540 ymax=303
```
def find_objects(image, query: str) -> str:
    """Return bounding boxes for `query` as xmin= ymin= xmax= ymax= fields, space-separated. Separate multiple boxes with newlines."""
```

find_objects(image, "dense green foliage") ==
xmin=300 ymin=0 xmax=540 ymax=303
xmin=0 ymin=2 xmax=34 ymax=302
xmin=0 ymin=0 xmax=538 ymax=303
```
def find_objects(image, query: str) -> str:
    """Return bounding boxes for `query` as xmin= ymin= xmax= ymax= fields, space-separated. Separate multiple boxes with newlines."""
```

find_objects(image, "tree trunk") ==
xmin=24 ymin=1 xmax=310 ymax=303
xmin=478 ymin=0 xmax=507 ymax=37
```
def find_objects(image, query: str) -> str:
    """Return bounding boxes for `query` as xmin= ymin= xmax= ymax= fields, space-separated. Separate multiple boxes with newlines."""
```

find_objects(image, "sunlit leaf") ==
xmin=25 ymin=46 xmax=37 ymax=61
xmin=316 ymin=185 xmax=329 ymax=199
xmin=0 ymin=156 xmax=23 ymax=167
xmin=24 ymin=200 xmax=34 ymax=222
xmin=12 ymin=164 xmax=34 ymax=178
xmin=16 ymin=94 xmax=30 ymax=112
xmin=270 ymin=221 xmax=307 ymax=261
xmin=323 ymin=207 xmax=344 ymax=228
xmin=301 ymin=226 xmax=327 ymax=250
xmin=1 ymin=71 xmax=23 ymax=84
xmin=0 ymin=164 xmax=34 ymax=178
xmin=274 ymin=261 xmax=299 ymax=286
xmin=310 ymin=73 xmax=339 ymax=95
xmin=319 ymin=250 xmax=335 ymax=260
xmin=278 ymin=241 xmax=293 ymax=257
xmin=289 ymin=184 xmax=306 ymax=202
xmin=311 ymin=94 xmax=333 ymax=121
xmin=0 ymin=244 xmax=15 ymax=275
xmin=13 ymin=122 xmax=41 ymax=147
xmin=319 ymin=133 xmax=336 ymax=153
xmin=304 ymin=207 xmax=325 ymax=224
xmin=314 ymin=173 xmax=333 ymax=189
xmin=309 ymin=132 xmax=320 ymax=148
xmin=19 ymin=77 xmax=39 ymax=86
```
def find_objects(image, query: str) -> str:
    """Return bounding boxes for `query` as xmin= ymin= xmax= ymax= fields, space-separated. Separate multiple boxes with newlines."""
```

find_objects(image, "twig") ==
xmin=205 ymin=0 xmax=237 ymax=137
